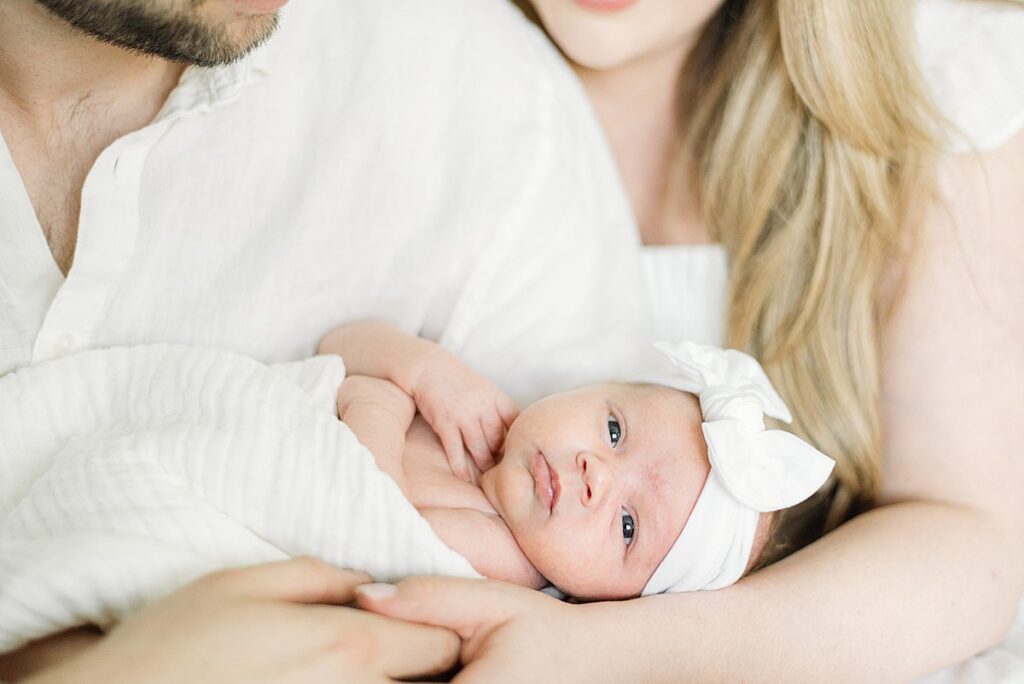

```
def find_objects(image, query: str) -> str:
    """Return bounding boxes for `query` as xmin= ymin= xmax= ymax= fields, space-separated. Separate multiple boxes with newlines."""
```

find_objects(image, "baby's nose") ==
xmin=577 ymin=452 xmax=610 ymax=507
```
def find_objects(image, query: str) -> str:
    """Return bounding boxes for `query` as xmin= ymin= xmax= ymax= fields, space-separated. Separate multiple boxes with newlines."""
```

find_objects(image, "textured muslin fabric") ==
xmin=0 ymin=345 xmax=481 ymax=654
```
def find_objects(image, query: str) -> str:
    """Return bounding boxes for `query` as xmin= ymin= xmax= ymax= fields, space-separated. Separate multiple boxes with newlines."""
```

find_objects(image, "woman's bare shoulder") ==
xmin=879 ymin=126 xmax=1023 ymax=516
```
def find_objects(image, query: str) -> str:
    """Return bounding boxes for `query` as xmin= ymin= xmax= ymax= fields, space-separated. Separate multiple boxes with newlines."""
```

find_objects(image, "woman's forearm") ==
xmin=587 ymin=501 xmax=1022 ymax=682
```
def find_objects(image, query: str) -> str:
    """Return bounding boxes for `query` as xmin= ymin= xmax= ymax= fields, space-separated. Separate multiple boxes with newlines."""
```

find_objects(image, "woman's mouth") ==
xmin=531 ymin=452 xmax=561 ymax=515
xmin=572 ymin=0 xmax=641 ymax=12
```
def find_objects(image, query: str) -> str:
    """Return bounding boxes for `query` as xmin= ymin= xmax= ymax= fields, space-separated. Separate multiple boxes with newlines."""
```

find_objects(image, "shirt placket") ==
xmin=30 ymin=125 xmax=164 ymax=364
xmin=28 ymin=50 xmax=265 ymax=365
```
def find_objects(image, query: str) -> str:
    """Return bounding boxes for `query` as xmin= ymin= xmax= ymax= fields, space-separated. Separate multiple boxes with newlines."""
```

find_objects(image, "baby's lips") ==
xmin=530 ymin=451 xmax=554 ymax=514
xmin=548 ymin=456 xmax=562 ymax=514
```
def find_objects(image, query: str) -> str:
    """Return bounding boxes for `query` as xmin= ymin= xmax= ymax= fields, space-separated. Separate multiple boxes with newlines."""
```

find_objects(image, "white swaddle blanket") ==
xmin=0 ymin=345 xmax=479 ymax=654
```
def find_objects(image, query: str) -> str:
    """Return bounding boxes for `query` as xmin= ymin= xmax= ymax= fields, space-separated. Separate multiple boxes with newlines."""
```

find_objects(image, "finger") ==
xmin=476 ymin=415 xmax=502 ymax=469
xmin=207 ymin=557 xmax=372 ymax=605
xmin=461 ymin=424 xmax=494 ymax=473
xmin=355 ymin=577 xmax=540 ymax=640
xmin=495 ymin=393 xmax=519 ymax=428
xmin=311 ymin=606 xmax=460 ymax=680
xmin=438 ymin=426 xmax=470 ymax=481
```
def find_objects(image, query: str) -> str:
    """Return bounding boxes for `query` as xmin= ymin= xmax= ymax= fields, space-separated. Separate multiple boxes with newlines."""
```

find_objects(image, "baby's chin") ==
xmin=552 ymin=581 xmax=641 ymax=603
xmin=531 ymin=565 xmax=642 ymax=602
xmin=476 ymin=465 xmax=502 ymax=507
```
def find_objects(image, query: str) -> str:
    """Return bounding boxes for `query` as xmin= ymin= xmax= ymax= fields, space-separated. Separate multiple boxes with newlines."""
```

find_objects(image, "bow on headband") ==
xmin=641 ymin=340 xmax=835 ymax=596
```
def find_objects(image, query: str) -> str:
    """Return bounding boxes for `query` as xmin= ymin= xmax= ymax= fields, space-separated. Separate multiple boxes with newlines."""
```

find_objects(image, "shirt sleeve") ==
xmin=916 ymin=0 xmax=1024 ymax=153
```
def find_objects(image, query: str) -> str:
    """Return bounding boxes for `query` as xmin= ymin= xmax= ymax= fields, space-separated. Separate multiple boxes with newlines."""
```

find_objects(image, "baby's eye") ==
xmin=621 ymin=507 xmax=635 ymax=546
xmin=607 ymin=415 xmax=622 ymax=447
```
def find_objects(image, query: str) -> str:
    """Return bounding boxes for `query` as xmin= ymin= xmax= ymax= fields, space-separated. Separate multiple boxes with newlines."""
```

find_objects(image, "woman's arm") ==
xmin=360 ymin=131 xmax=1024 ymax=681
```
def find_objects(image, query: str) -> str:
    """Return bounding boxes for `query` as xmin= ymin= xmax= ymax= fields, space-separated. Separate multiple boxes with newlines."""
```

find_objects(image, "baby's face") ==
xmin=479 ymin=383 xmax=710 ymax=600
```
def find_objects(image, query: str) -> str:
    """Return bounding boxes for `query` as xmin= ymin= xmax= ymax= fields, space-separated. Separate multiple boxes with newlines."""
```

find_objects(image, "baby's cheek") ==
xmin=527 ymin=542 xmax=600 ymax=593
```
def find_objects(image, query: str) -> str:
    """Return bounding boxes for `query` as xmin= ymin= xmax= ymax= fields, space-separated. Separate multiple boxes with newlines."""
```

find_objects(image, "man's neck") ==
xmin=0 ymin=0 xmax=184 ymax=133
xmin=0 ymin=0 xmax=189 ymax=276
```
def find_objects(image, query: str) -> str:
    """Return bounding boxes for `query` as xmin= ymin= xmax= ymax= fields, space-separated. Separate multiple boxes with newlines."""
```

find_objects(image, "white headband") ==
xmin=641 ymin=341 xmax=835 ymax=596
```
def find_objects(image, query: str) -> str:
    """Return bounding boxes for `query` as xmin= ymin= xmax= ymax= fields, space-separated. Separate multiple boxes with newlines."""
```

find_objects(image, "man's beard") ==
xmin=35 ymin=0 xmax=279 ymax=67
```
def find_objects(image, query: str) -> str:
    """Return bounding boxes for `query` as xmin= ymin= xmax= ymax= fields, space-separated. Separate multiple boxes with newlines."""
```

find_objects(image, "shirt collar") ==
xmin=156 ymin=24 xmax=274 ymax=121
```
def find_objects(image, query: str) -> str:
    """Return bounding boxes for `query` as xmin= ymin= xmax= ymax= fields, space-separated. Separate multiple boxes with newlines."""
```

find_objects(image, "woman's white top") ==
xmin=640 ymin=0 xmax=1024 ymax=348
xmin=640 ymin=245 xmax=729 ymax=347
xmin=916 ymin=0 xmax=1024 ymax=154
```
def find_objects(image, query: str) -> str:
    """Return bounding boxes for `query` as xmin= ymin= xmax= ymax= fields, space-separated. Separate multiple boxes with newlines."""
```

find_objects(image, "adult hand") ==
xmin=25 ymin=558 xmax=459 ymax=684
xmin=355 ymin=577 xmax=620 ymax=683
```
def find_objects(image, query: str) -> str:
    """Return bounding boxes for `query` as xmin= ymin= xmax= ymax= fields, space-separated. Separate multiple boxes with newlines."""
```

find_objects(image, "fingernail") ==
xmin=356 ymin=583 xmax=397 ymax=600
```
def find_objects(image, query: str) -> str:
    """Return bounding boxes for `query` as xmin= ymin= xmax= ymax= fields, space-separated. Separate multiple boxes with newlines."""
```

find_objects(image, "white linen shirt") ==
xmin=0 ymin=0 xmax=650 ymax=404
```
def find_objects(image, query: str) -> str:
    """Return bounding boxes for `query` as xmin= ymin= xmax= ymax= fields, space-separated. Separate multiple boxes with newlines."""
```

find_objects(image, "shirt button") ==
xmin=53 ymin=333 xmax=75 ymax=356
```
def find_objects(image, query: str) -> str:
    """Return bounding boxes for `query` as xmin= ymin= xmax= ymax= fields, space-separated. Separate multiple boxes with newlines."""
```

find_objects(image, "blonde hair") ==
xmin=684 ymin=0 xmax=941 ymax=542
xmin=516 ymin=0 xmax=943 ymax=548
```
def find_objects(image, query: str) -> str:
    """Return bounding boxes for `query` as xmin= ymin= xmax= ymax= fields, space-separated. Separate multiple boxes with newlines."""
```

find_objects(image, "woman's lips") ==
xmin=572 ymin=0 xmax=641 ymax=12
xmin=531 ymin=452 xmax=561 ymax=515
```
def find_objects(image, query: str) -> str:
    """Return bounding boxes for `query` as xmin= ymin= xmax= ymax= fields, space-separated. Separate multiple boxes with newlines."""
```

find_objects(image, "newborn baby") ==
xmin=320 ymin=321 xmax=834 ymax=600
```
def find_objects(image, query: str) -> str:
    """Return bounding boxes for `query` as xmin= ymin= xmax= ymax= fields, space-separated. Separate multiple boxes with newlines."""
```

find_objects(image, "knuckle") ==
xmin=294 ymin=555 xmax=332 ymax=578
xmin=397 ymin=575 xmax=445 ymax=604
xmin=198 ymin=565 xmax=246 ymax=590
xmin=297 ymin=556 xmax=337 ymax=591
xmin=295 ymin=554 xmax=326 ymax=569
xmin=327 ymin=628 xmax=380 ymax=669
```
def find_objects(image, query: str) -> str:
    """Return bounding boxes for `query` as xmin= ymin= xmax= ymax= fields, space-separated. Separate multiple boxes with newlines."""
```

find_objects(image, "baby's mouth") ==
xmin=531 ymin=452 xmax=561 ymax=515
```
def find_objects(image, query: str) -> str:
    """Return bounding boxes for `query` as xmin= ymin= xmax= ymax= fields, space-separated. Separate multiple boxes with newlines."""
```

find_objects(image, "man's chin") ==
xmin=34 ymin=0 xmax=280 ymax=66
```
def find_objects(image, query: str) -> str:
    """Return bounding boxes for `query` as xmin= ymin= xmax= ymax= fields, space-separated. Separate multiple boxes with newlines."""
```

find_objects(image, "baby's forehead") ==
xmin=625 ymin=383 xmax=710 ymax=559
xmin=622 ymin=382 xmax=703 ymax=422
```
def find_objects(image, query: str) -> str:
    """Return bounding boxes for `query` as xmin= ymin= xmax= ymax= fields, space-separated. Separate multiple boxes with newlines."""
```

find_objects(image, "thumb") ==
xmin=211 ymin=556 xmax=373 ymax=604
xmin=354 ymin=576 xmax=541 ymax=641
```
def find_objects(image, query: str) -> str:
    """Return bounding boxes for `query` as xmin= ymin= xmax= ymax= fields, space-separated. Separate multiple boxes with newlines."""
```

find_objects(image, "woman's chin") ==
xmin=558 ymin=37 xmax=644 ymax=72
